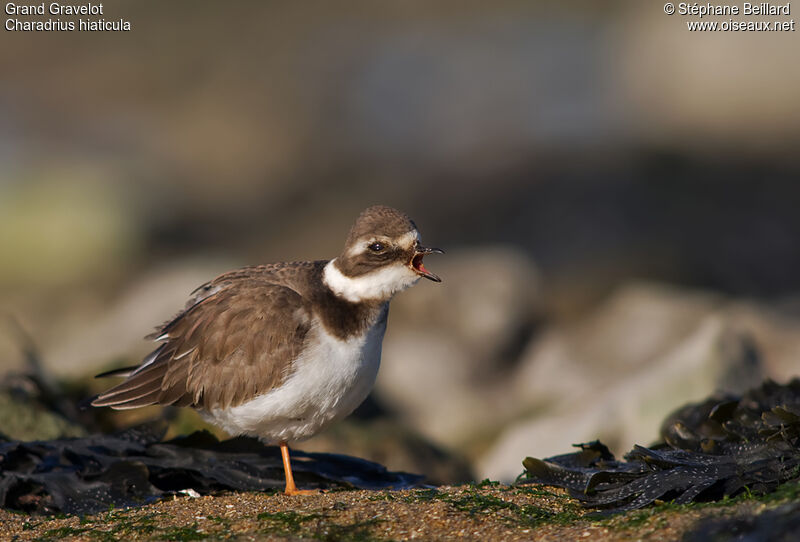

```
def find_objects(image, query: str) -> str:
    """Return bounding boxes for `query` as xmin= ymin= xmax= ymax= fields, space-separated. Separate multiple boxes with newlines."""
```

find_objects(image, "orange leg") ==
xmin=280 ymin=442 xmax=318 ymax=496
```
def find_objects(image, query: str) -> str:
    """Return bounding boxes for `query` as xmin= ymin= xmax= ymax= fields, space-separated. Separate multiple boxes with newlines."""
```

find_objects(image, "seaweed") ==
xmin=521 ymin=379 xmax=800 ymax=512
xmin=0 ymin=424 xmax=424 ymax=515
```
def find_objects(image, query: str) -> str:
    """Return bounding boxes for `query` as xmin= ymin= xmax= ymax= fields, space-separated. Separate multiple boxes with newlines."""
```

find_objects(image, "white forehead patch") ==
xmin=397 ymin=230 xmax=420 ymax=250
xmin=346 ymin=230 xmax=420 ymax=258
xmin=323 ymin=258 xmax=420 ymax=303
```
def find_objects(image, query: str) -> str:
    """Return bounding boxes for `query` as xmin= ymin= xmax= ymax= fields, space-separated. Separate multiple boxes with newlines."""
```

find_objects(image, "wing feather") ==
xmin=93 ymin=267 xmax=313 ymax=412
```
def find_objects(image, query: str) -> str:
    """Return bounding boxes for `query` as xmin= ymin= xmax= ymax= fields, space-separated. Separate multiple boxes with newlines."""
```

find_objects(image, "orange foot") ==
xmin=284 ymin=488 xmax=322 ymax=496
xmin=279 ymin=442 xmax=323 ymax=496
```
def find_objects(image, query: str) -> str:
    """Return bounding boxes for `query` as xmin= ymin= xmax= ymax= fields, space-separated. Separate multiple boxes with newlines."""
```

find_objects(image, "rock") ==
xmin=388 ymin=245 xmax=540 ymax=369
xmin=511 ymin=282 xmax=724 ymax=406
xmin=375 ymin=247 xmax=540 ymax=446
xmin=478 ymin=283 xmax=773 ymax=482
xmin=685 ymin=502 xmax=800 ymax=542
xmin=0 ymin=373 xmax=86 ymax=441
xmin=0 ymin=391 xmax=86 ymax=441
xmin=721 ymin=300 xmax=800 ymax=383
xmin=42 ymin=259 xmax=235 ymax=377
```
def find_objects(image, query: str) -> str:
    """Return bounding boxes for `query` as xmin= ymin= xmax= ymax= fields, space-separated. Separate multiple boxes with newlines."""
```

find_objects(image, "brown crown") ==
xmin=343 ymin=205 xmax=417 ymax=249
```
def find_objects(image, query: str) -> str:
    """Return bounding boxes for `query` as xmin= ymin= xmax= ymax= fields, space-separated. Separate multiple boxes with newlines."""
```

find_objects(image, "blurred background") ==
xmin=1 ymin=0 xmax=799 ymax=483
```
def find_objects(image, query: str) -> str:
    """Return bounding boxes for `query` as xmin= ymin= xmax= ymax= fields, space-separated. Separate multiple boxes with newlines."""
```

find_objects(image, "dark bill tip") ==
xmin=411 ymin=246 xmax=443 ymax=282
xmin=423 ymin=272 xmax=442 ymax=283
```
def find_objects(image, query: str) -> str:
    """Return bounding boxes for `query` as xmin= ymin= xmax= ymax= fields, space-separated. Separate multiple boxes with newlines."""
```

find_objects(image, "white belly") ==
xmin=205 ymin=312 xmax=387 ymax=444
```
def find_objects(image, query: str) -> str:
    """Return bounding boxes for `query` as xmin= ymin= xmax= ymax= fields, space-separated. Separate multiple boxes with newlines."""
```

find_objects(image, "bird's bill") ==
xmin=410 ymin=246 xmax=444 ymax=282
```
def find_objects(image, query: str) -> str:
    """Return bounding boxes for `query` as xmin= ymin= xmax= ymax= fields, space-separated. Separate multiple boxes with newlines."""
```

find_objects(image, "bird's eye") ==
xmin=368 ymin=242 xmax=384 ymax=252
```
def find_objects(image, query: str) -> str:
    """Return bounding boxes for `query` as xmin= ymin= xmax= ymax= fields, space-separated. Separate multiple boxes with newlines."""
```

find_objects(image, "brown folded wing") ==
xmin=92 ymin=278 xmax=312 ymax=411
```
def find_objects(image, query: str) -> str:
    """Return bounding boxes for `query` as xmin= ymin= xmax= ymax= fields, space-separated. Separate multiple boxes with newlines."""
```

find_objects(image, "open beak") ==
xmin=410 ymin=245 xmax=444 ymax=282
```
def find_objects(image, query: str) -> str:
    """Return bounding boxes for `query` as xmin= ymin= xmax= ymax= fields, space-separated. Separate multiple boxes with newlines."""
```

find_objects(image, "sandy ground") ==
xmin=0 ymin=483 xmax=779 ymax=541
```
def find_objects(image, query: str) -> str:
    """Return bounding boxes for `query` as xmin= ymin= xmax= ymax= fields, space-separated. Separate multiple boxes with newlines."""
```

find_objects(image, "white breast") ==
xmin=205 ymin=307 xmax=388 ymax=444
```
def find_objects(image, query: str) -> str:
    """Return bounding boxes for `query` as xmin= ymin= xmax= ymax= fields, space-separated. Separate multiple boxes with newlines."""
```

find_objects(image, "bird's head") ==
xmin=323 ymin=205 xmax=444 ymax=303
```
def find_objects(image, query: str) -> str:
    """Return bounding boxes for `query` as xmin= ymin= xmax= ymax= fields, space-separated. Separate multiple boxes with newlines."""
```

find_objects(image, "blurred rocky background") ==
xmin=1 ymin=1 xmax=799 ymax=483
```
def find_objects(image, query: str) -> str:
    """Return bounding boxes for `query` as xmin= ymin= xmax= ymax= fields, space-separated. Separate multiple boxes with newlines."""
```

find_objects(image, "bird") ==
xmin=91 ymin=205 xmax=443 ymax=495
